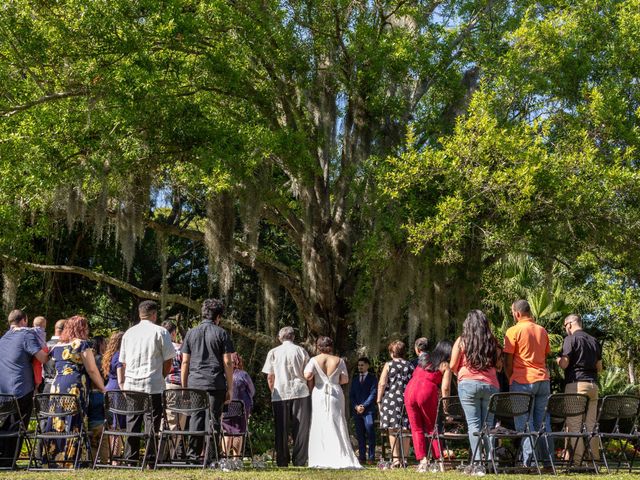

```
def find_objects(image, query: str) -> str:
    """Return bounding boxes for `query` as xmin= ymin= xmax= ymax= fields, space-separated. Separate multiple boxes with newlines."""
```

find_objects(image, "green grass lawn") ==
xmin=1 ymin=467 xmax=640 ymax=480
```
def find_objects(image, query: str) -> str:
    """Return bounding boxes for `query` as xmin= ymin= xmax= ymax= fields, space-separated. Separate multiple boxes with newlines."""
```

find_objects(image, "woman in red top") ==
xmin=404 ymin=340 xmax=452 ymax=472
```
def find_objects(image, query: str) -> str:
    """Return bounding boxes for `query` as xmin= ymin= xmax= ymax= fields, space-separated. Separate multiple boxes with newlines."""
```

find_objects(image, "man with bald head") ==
xmin=504 ymin=299 xmax=552 ymax=467
xmin=557 ymin=314 xmax=602 ymax=465
xmin=43 ymin=319 xmax=66 ymax=394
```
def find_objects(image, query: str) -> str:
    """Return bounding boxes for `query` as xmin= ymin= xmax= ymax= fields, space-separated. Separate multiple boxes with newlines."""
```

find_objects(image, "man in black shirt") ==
xmin=181 ymin=298 xmax=235 ymax=461
xmin=556 ymin=314 xmax=602 ymax=465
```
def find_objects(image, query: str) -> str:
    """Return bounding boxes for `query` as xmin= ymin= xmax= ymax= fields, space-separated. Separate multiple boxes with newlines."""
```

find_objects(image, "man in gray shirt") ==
xmin=261 ymin=326 xmax=310 ymax=466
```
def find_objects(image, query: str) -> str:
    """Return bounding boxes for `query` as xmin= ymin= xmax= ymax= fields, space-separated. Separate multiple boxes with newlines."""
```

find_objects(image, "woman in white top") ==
xmin=304 ymin=337 xmax=362 ymax=469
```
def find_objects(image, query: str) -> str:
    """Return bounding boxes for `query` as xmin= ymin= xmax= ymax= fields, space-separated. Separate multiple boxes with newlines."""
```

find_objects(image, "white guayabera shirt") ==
xmin=262 ymin=341 xmax=310 ymax=401
xmin=120 ymin=320 xmax=176 ymax=394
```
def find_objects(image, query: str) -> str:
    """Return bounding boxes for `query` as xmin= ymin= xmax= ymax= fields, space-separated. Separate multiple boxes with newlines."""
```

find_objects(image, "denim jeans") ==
xmin=510 ymin=380 xmax=553 ymax=466
xmin=458 ymin=380 xmax=499 ymax=461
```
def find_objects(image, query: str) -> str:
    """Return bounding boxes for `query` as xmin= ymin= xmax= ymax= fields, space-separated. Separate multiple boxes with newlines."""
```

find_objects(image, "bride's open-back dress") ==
xmin=304 ymin=357 xmax=362 ymax=469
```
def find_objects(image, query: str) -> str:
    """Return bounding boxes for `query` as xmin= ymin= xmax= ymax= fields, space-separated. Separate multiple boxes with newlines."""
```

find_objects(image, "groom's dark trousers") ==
xmin=272 ymin=395 xmax=311 ymax=466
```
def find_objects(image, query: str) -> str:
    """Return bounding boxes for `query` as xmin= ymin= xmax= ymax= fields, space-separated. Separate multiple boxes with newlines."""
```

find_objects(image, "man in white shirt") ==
xmin=120 ymin=300 xmax=175 ymax=462
xmin=261 ymin=326 xmax=311 ymax=467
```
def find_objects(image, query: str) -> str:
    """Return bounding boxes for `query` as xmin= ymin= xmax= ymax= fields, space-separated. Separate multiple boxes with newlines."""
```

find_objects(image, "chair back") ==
xmin=105 ymin=390 xmax=152 ymax=417
xmin=435 ymin=396 xmax=467 ymax=434
xmin=0 ymin=394 xmax=20 ymax=427
xmin=222 ymin=400 xmax=246 ymax=420
xmin=34 ymin=394 xmax=81 ymax=418
xmin=163 ymin=388 xmax=210 ymax=415
xmin=488 ymin=392 xmax=533 ymax=426
xmin=597 ymin=395 xmax=640 ymax=434
xmin=547 ymin=393 xmax=589 ymax=420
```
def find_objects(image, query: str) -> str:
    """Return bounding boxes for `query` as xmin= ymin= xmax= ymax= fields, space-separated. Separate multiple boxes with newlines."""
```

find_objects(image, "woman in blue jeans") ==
xmin=448 ymin=310 xmax=502 ymax=462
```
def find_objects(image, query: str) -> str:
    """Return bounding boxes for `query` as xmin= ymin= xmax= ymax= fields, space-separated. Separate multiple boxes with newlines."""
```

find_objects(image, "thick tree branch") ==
xmin=1 ymin=255 xmax=276 ymax=347
xmin=1 ymin=90 xmax=88 ymax=117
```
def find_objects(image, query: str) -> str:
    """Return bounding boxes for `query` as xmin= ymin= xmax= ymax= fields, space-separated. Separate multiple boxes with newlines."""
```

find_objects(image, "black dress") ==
xmin=379 ymin=359 xmax=414 ymax=429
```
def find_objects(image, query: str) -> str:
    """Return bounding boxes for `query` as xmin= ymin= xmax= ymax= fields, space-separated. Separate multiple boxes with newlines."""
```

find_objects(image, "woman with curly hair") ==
xmin=47 ymin=315 xmax=105 ymax=464
xmin=448 ymin=310 xmax=502 ymax=463
xmin=102 ymin=331 xmax=125 ymax=393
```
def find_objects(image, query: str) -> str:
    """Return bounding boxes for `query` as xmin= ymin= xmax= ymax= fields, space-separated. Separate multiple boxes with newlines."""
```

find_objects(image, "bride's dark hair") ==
xmin=316 ymin=336 xmax=333 ymax=354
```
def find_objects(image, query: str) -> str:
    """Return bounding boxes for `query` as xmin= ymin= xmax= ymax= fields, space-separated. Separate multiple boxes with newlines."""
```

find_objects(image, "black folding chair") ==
xmin=155 ymin=388 xmax=213 ymax=469
xmin=427 ymin=396 xmax=469 ymax=470
xmin=473 ymin=392 xmax=540 ymax=475
xmin=93 ymin=390 xmax=156 ymax=470
xmin=386 ymin=404 xmax=411 ymax=467
xmin=593 ymin=394 xmax=640 ymax=473
xmin=534 ymin=393 xmax=597 ymax=474
xmin=0 ymin=394 xmax=31 ymax=470
xmin=28 ymin=394 xmax=90 ymax=470
xmin=220 ymin=400 xmax=252 ymax=460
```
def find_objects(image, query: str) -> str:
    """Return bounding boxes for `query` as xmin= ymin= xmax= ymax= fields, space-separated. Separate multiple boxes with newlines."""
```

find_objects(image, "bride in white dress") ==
xmin=303 ymin=336 xmax=362 ymax=469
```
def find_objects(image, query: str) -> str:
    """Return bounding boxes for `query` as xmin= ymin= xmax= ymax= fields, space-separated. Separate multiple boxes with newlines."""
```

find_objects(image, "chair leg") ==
xmin=598 ymin=435 xmax=610 ymax=474
xmin=154 ymin=434 xmax=164 ymax=469
xmin=583 ymin=433 xmax=598 ymax=473
xmin=545 ymin=436 xmax=556 ymax=475
xmin=529 ymin=435 xmax=541 ymax=475
xmin=93 ymin=429 xmax=106 ymax=469
xmin=140 ymin=435 xmax=150 ymax=471
xmin=202 ymin=435 xmax=210 ymax=469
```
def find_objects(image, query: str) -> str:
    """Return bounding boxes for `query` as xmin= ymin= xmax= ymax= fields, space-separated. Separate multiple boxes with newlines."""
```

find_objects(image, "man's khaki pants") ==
xmin=165 ymin=382 xmax=188 ymax=456
xmin=564 ymin=381 xmax=600 ymax=463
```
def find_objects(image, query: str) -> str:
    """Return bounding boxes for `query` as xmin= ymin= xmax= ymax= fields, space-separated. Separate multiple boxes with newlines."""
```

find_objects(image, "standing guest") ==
xmin=102 ymin=331 xmax=125 ymax=460
xmin=162 ymin=320 xmax=186 ymax=456
xmin=31 ymin=316 xmax=48 ymax=391
xmin=181 ymin=299 xmax=235 ymax=462
xmin=88 ymin=335 xmax=108 ymax=464
xmin=557 ymin=314 xmax=602 ymax=465
xmin=449 ymin=310 xmax=502 ymax=464
xmin=120 ymin=301 xmax=175 ymax=463
xmin=43 ymin=319 xmax=66 ymax=394
xmin=261 ymin=326 xmax=311 ymax=467
xmin=377 ymin=340 xmax=414 ymax=468
xmin=405 ymin=340 xmax=452 ymax=472
xmin=47 ymin=316 xmax=106 ymax=464
xmin=0 ymin=309 xmax=48 ymax=468
xmin=349 ymin=357 xmax=378 ymax=464
xmin=102 ymin=332 xmax=125 ymax=394
xmin=411 ymin=337 xmax=429 ymax=368
xmin=221 ymin=353 xmax=256 ymax=457
xmin=504 ymin=299 xmax=552 ymax=467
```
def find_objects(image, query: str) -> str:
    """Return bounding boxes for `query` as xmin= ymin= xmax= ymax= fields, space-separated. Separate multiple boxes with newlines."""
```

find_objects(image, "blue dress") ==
xmin=104 ymin=351 xmax=126 ymax=428
xmin=47 ymin=339 xmax=91 ymax=463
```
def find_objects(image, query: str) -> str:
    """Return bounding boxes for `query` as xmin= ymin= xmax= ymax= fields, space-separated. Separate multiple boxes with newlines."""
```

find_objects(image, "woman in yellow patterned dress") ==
xmin=47 ymin=316 xmax=105 ymax=464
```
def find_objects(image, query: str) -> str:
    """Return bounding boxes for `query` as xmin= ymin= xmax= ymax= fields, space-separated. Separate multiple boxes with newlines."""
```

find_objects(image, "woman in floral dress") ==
xmin=376 ymin=340 xmax=414 ymax=467
xmin=47 ymin=316 xmax=105 ymax=464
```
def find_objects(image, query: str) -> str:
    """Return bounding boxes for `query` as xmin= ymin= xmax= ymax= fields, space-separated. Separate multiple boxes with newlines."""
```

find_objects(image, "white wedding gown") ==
xmin=304 ymin=357 xmax=362 ymax=469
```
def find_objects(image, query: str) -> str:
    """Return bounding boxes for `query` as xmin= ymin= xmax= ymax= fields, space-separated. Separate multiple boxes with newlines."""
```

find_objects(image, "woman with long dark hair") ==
xmin=448 ymin=310 xmax=502 ymax=462
xmin=404 ymin=340 xmax=452 ymax=472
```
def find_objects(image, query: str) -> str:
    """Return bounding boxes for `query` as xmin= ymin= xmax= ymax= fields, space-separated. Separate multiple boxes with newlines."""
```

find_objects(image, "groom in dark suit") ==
xmin=350 ymin=357 xmax=378 ymax=463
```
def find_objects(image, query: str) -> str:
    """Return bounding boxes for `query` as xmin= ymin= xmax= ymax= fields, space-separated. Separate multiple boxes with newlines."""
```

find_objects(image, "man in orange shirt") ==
xmin=503 ymin=299 xmax=552 ymax=467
